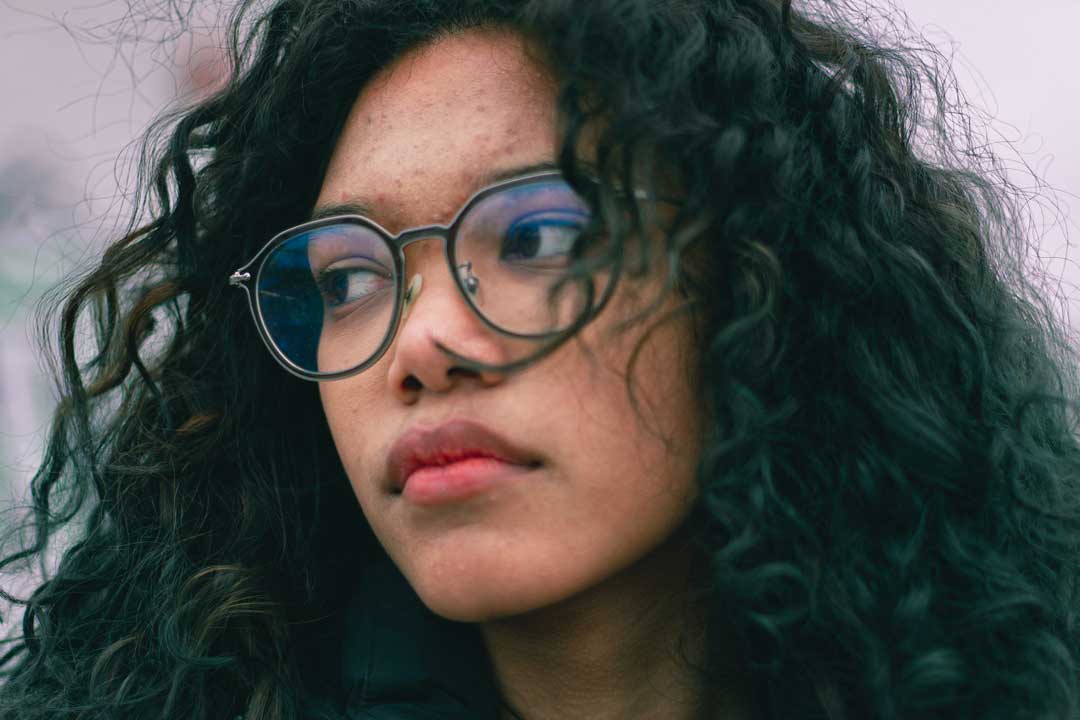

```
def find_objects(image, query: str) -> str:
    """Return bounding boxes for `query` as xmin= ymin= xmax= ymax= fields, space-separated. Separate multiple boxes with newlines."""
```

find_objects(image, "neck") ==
xmin=479 ymin=534 xmax=750 ymax=720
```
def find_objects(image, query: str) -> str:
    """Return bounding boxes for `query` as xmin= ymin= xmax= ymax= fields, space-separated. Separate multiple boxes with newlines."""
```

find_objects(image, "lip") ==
xmin=386 ymin=418 xmax=541 ymax=502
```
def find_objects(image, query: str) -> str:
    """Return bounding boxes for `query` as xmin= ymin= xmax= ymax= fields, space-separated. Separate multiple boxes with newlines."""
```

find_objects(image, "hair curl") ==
xmin=1 ymin=1 xmax=1079 ymax=718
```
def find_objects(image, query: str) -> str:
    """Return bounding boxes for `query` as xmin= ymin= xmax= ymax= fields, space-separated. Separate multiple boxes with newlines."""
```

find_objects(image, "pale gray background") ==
xmin=0 ymin=0 xmax=1077 ymax=591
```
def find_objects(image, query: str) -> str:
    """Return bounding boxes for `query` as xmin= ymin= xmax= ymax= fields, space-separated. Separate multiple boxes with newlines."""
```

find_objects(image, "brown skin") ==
xmin=315 ymin=26 xmax=749 ymax=720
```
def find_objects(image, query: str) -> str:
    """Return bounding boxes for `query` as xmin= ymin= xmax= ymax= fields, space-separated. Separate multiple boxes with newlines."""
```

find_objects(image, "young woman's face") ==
xmin=316 ymin=26 xmax=704 ymax=622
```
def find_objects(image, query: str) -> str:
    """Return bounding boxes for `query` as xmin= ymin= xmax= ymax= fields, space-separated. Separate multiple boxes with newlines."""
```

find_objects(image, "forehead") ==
xmin=316 ymin=27 xmax=561 ymax=230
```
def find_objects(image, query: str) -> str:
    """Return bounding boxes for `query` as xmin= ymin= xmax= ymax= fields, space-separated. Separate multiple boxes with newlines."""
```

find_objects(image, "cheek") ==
xmin=318 ymin=383 xmax=348 ymax=439
xmin=577 ymin=301 xmax=705 ymax=525
xmin=318 ymin=379 xmax=386 ymax=492
xmin=588 ymin=284 xmax=704 ymax=445
xmin=316 ymin=315 xmax=396 ymax=376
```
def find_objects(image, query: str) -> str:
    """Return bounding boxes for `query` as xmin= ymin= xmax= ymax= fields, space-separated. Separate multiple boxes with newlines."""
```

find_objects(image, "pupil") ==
xmin=509 ymin=226 xmax=541 ymax=258
xmin=323 ymin=272 xmax=348 ymax=305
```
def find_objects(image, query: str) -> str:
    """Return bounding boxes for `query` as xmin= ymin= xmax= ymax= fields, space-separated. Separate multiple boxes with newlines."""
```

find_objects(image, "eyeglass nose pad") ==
xmin=457 ymin=261 xmax=479 ymax=295
xmin=403 ymin=273 xmax=423 ymax=316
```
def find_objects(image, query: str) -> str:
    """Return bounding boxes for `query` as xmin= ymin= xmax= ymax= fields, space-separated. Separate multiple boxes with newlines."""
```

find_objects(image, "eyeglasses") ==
xmin=228 ymin=171 xmax=619 ymax=381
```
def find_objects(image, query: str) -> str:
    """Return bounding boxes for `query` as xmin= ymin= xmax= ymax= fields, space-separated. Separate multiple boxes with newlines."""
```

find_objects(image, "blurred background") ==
xmin=0 ymin=0 xmax=1077 ymax=618
xmin=0 ymin=0 xmax=229 ymax=626
xmin=0 ymin=0 xmax=228 ymax=506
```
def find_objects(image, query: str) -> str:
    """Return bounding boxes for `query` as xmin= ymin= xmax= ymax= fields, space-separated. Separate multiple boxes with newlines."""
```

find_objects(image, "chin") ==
xmin=421 ymin=595 xmax=514 ymax=624
xmin=413 ymin=584 xmax=529 ymax=623
xmin=407 ymin=561 xmax=583 ymax=624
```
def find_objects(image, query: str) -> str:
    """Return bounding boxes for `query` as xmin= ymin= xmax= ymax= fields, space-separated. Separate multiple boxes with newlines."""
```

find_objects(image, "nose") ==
xmin=385 ymin=237 xmax=510 ymax=401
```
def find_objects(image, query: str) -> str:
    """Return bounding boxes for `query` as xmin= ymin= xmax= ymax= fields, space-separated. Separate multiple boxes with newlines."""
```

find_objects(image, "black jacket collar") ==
xmin=303 ymin=552 xmax=502 ymax=719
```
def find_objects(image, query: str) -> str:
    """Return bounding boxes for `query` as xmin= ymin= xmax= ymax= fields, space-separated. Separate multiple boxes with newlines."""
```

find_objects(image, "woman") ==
xmin=1 ymin=0 xmax=1078 ymax=718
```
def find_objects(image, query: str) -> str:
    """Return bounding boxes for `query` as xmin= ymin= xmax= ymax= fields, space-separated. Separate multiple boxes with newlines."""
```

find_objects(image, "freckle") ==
xmin=476 ymin=104 xmax=487 ymax=113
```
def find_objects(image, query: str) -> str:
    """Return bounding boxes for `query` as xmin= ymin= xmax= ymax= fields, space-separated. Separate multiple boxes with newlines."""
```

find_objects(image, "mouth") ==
xmin=386 ymin=418 xmax=542 ymax=502
xmin=399 ymin=455 xmax=541 ymax=505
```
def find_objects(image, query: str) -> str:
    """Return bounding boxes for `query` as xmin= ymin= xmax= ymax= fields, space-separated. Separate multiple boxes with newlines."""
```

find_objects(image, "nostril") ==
xmin=402 ymin=375 xmax=423 ymax=391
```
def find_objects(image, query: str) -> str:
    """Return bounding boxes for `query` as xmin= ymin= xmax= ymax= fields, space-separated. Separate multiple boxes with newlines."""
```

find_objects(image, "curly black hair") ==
xmin=1 ymin=0 xmax=1078 ymax=718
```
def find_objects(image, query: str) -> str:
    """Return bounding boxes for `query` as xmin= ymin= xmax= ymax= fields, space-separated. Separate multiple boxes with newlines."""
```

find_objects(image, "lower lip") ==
xmin=401 ymin=457 xmax=536 ymax=505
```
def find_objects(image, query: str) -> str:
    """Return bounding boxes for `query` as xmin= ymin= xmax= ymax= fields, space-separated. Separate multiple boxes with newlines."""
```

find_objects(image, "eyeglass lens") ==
xmin=254 ymin=178 xmax=610 ymax=375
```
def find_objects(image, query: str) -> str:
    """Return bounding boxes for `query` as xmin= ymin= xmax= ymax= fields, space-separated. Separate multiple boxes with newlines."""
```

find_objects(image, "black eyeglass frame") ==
xmin=228 ymin=170 xmax=622 ymax=382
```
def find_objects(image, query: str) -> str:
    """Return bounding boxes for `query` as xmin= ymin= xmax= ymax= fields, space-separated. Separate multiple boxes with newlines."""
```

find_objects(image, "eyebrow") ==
xmin=308 ymin=160 xmax=564 ymax=223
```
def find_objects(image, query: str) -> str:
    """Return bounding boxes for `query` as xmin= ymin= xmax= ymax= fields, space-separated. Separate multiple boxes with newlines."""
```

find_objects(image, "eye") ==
xmin=315 ymin=261 xmax=393 ymax=309
xmin=499 ymin=209 xmax=590 ymax=267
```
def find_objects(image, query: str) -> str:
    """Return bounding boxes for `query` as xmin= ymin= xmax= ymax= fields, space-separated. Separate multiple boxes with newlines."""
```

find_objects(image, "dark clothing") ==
xmin=301 ymin=553 xmax=502 ymax=719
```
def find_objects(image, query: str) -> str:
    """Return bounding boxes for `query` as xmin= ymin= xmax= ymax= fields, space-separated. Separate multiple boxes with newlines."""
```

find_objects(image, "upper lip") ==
xmin=386 ymin=418 xmax=539 ymax=492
